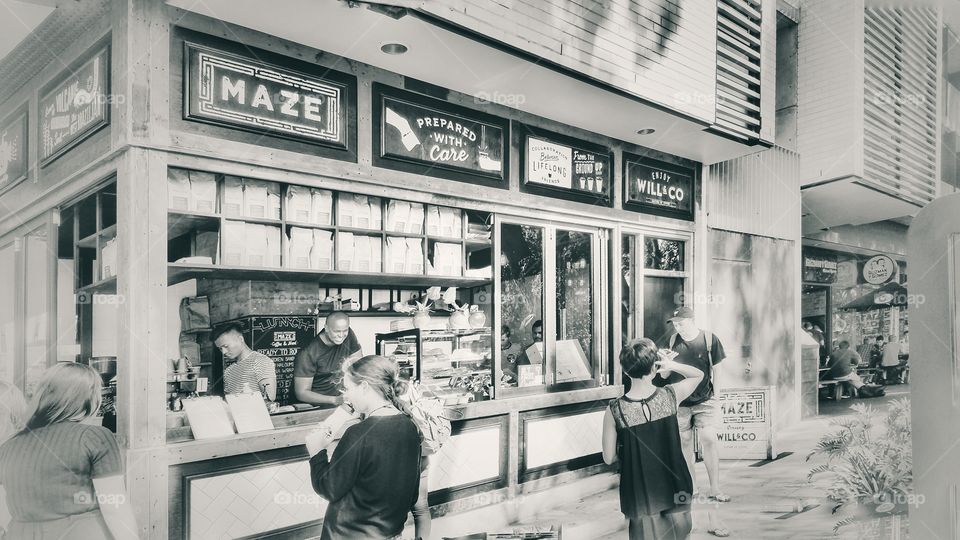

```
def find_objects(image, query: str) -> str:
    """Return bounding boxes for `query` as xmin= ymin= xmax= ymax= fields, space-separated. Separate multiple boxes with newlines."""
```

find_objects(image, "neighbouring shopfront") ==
xmin=0 ymin=2 xmax=784 ymax=538
xmin=801 ymin=246 xmax=909 ymax=410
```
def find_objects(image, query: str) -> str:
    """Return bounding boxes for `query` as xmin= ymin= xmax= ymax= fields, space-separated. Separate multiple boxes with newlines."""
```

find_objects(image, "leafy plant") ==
xmin=806 ymin=398 xmax=912 ymax=533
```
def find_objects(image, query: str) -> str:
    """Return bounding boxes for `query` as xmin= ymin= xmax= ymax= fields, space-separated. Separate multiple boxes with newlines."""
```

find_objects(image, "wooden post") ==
xmin=112 ymin=0 xmax=171 ymax=537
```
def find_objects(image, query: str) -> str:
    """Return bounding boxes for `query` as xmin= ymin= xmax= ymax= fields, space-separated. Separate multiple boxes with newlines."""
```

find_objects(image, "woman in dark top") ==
xmin=0 ymin=362 xmax=137 ymax=540
xmin=308 ymin=355 xmax=421 ymax=540
xmin=602 ymin=338 xmax=704 ymax=540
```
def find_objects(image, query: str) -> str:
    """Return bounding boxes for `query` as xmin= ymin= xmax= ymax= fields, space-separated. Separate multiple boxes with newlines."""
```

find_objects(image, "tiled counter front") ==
xmin=519 ymin=401 xmax=608 ymax=482
xmin=169 ymin=446 xmax=324 ymax=540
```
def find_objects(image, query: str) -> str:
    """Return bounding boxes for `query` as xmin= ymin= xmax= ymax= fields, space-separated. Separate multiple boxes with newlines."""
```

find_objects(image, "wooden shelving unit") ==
xmin=78 ymin=275 xmax=118 ymax=295
xmin=166 ymin=170 xmax=494 ymax=288
xmin=167 ymin=262 xmax=490 ymax=288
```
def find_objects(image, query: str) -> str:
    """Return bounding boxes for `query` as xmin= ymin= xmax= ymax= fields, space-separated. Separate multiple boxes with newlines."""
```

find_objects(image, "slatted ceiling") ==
xmin=862 ymin=6 xmax=939 ymax=207
xmin=718 ymin=78 xmax=760 ymax=103
xmin=715 ymin=0 xmax=763 ymax=141
xmin=864 ymin=108 xmax=936 ymax=152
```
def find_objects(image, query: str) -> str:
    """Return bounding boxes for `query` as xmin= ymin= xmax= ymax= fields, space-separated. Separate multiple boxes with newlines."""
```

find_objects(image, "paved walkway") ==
xmin=488 ymin=384 xmax=912 ymax=540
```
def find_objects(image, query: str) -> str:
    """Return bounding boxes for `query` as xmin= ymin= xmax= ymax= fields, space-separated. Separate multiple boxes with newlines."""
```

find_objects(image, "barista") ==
xmin=294 ymin=312 xmax=363 ymax=406
xmin=500 ymin=325 xmax=524 ymax=384
xmin=214 ymin=323 xmax=277 ymax=401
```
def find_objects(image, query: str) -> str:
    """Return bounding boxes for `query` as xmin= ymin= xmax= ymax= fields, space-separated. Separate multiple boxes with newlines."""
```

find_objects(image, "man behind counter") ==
xmin=294 ymin=312 xmax=363 ymax=406
xmin=214 ymin=323 xmax=277 ymax=401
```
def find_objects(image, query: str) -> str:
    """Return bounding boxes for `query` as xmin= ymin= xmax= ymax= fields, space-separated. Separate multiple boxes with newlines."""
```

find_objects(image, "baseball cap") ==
xmin=667 ymin=306 xmax=694 ymax=322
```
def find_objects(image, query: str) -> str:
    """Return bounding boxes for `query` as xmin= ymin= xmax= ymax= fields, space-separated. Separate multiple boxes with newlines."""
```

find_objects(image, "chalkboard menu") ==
xmin=0 ymin=107 xmax=28 ymax=192
xmin=623 ymin=153 xmax=695 ymax=220
xmin=39 ymin=43 xmax=110 ymax=165
xmin=226 ymin=316 xmax=317 ymax=406
xmin=374 ymin=83 xmax=508 ymax=187
xmin=522 ymin=129 xmax=612 ymax=205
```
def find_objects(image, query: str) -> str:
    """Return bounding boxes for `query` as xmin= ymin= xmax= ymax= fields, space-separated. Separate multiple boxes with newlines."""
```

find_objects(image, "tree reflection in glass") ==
xmin=555 ymin=230 xmax=593 ymax=384
xmin=500 ymin=224 xmax=544 ymax=387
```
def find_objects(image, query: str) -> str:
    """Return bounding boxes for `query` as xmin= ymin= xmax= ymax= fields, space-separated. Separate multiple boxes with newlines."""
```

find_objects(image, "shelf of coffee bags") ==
xmin=167 ymin=262 xmax=492 ymax=288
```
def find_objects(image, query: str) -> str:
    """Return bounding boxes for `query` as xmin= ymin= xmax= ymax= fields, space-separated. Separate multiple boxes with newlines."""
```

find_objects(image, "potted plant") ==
xmin=806 ymin=398 xmax=912 ymax=535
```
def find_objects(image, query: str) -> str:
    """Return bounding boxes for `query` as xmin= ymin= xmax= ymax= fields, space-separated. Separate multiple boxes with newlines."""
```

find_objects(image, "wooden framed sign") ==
xmin=717 ymin=386 xmax=776 ymax=460
xmin=519 ymin=123 xmax=612 ymax=206
xmin=373 ymin=83 xmax=508 ymax=188
xmin=183 ymin=38 xmax=353 ymax=151
xmin=623 ymin=153 xmax=695 ymax=220
xmin=0 ymin=105 xmax=28 ymax=193
xmin=39 ymin=43 xmax=110 ymax=166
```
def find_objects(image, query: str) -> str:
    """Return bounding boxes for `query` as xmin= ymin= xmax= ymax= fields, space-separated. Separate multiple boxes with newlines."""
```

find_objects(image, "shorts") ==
xmin=676 ymin=398 xmax=720 ymax=433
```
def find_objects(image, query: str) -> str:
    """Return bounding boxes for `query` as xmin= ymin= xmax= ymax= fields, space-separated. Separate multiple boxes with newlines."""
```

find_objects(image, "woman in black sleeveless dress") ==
xmin=603 ymin=338 xmax=705 ymax=540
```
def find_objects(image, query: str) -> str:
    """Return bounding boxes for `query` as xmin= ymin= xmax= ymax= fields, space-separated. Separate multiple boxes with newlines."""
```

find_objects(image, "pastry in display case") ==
xmin=376 ymin=327 xmax=493 ymax=405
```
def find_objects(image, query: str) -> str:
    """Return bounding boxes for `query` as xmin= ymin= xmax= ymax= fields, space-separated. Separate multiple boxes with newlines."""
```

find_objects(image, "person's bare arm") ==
xmin=601 ymin=407 xmax=618 ymax=465
xmin=659 ymin=358 xmax=705 ymax=405
xmin=294 ymin=377 xmax=342 ymax=406
xmin=92 ymin=475 xmax=138 ymax=540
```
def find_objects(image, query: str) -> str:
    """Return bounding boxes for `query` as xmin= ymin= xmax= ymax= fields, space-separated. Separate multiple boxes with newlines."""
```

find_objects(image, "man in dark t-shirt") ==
xmin=652 ymin=306 xmax=729 ymax=508
xmin=294 ymin=312 xmax=362 ymax=406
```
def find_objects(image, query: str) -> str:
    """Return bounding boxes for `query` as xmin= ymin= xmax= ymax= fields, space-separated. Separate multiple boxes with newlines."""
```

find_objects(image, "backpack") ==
xmin=858 ymin=384 xmax=886 ymax=398
xmin=402 ymin=383 xmax=452 ymax=455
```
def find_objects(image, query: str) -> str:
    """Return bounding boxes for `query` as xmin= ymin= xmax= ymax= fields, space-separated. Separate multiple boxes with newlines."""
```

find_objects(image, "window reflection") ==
xmin=0 ymin=243 xmax=14 ymax=384
xmin=644 ymin=237 xmax=684 ymax=271
xmin=555 ymin=230 xmax=593 ymax=384
xmin=499 ymin=224 xmax=544 ymax=387
xmin=622 ymin=234 xmax=635 ymax=346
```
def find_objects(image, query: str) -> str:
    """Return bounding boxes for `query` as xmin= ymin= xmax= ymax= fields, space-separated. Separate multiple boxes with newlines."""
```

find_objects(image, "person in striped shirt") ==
xmin=213 ymin=324 xmax=277 ymax=401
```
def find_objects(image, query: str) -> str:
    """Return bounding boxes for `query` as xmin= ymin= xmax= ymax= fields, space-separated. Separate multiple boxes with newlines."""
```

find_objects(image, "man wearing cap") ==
xmin=654 ymin=306 xmax=730 ymax=505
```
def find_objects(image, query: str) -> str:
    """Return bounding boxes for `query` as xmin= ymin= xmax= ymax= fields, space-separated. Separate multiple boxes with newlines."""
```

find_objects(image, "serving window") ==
xmin=497 ymin=219 xmax=606 ymax=396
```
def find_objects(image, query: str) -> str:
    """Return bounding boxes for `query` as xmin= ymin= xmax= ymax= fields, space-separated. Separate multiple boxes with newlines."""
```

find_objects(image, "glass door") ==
xmin=621 ymin=232 xmax=691 ymax=346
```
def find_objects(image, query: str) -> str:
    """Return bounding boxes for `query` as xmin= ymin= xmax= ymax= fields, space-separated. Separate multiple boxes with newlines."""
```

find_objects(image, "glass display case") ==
xmin=376 ymin=327 xmax=493 ymax=405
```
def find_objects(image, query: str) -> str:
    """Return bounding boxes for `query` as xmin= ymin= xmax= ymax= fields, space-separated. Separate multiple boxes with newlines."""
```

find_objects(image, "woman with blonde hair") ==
xmin=307 ymin=355 xmax=421 ymax=540
xmin=0 ymin=363 xmax=137 ymax=539
xmin=0 ymin=381 xmax=28 ymax=538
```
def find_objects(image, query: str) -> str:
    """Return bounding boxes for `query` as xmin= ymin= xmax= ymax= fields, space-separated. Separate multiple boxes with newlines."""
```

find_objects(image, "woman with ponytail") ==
xmin=308 ymin=355 xmax=421 ymax=540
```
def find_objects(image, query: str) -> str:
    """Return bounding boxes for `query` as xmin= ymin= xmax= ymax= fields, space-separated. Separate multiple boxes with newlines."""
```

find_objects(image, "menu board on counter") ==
xmin=520 ymin=127 xmax=612 ymax=205
xmin=39 ymin=43 xmax=110 ymax=165
xmin=184 ymin=39 xmax=352 ymax=149
xmin=374 ymin=83 xmax=508 ymax=186
xmin=227 ymin=316 xmax=317 ymax=406
xmin=0 ymin=106 xmax=28 ymax=192
xmin=623 ymin=153 xmax=695 ymax=220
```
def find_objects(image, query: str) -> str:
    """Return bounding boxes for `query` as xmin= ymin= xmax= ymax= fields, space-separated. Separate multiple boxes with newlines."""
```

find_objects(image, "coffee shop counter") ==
xmin=164 ymin=385 xmax=620 ymax=540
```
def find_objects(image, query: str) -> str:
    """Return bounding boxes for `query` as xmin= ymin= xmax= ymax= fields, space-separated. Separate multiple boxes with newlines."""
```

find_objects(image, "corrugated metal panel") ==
xmin=862 ymin=6 xmax=939 ymax=206
xmin=715 ymin=0 xmax=764 ymax=141
xmin=707 ymin=146 xmax=800 ymax=240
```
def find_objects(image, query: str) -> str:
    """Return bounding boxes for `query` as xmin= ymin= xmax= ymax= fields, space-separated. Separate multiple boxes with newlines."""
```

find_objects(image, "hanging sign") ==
xmin=802 ymin=250 xmax=838 ymax=284
xmin=39 ymin=44 xmax=110 ymax=165
xmin=374 ymin=84 xmax=508 ymax=184
xmin=623 ymin=153 xmax=694 ymax=220
xmin=184 ymin=42 xmax=350 ymax=148
xmin=523 ymin=133 xmax=611 ymax=203
xmin=0 ymin=107 xmax=28 ymax=192
xmin=862 ymin=255 xmax=897 ymax=285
